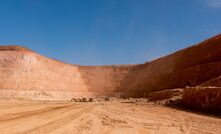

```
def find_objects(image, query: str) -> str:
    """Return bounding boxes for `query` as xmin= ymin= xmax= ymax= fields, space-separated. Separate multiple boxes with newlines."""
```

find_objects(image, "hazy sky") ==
xmin=0 ymin=0 xmax=221 ymax=65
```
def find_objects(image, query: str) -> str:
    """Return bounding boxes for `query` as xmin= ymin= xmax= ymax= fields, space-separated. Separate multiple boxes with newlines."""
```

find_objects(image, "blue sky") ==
xmin=0 ymin=0 xmax=221 ymax=65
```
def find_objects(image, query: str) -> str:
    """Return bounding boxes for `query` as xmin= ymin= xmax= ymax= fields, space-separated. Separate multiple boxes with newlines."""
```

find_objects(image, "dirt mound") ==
xmin=148 ymin=89 xmax=183 ymax=101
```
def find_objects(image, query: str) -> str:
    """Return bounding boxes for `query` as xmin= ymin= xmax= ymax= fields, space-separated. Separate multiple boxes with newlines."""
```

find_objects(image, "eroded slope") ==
xmin=0 ymin=34 xmax=221 ymax=99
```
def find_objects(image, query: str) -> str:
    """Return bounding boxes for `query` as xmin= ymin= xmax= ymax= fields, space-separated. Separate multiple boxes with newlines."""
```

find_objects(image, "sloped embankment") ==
xmin=0 ymin=34 xmax=221 ymax=101
xmin=122 ymin=34 xmax=221 ymax=97
xmin=181 ymin=87 xmax=221 ymax=114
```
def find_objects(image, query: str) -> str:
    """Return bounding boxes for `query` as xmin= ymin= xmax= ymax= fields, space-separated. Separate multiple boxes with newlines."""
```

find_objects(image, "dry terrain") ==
xmin=1 ymin=34 xmax=221 ymax=99
xmin=0 ymin=33 xmax=221 ymax=134
xmin=0 ymin=100 xmax=221 ymax=134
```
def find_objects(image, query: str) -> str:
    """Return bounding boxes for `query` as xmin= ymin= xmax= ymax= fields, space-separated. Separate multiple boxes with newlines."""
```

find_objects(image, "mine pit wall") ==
xmin=122 ymin=34 xmax=221 ymax=97
xmin=78 ymin=66 xmax=131 ymax=97
xmin=1 ymin=34 xmax=221 ymax=100
xmin=0 ymin=50 xmax=132 ymax=100
xmin=181 ymin=87 xmax=221 ymax=114
xmin=0 ymin=51 xmax=85 ymax=92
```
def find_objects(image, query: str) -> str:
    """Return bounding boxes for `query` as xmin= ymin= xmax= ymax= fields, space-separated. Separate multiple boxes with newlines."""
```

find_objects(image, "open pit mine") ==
xmin=0 ymin=34 xmax=221 ymax=134
xmin=1 ymin=34 xmax=221 ymax=100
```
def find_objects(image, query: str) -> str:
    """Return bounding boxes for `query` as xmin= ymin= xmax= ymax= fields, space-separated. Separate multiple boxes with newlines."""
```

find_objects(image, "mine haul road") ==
xmin=0 ymin=100 xmax=221 ymax=134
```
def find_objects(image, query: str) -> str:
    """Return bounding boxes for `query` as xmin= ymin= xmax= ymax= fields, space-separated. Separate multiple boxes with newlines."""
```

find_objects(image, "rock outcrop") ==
xmin=0 ymin=34 xmax=221 ymax=100
xmin=181 ymin=86 xmax=221 ymax=114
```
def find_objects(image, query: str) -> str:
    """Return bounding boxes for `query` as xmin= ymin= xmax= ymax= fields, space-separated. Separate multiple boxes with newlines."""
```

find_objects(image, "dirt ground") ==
xmin=0 ymin=100 xmax=221 ymax=134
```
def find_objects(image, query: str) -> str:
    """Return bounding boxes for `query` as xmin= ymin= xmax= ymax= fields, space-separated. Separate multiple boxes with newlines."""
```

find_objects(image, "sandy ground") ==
xmin=0 ymin=100 xmax=221 ymax=134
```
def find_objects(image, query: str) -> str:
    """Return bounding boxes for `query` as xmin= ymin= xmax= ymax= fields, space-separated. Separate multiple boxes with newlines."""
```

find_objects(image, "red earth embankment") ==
xmin=181 ymin=87 xmax=221 ymax=114
xmin=0 ymin=49 xmax=131 ymax=100
xmin=122 ymin=34 xmax=221 ymax=97
xmin=0 ymin=34 xmax=221 ymax=100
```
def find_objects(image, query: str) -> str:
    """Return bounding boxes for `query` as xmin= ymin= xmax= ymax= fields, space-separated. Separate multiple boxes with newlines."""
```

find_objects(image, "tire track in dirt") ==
xmin=0 ymin=104 xmax=74 ymax=122
xmin=0 ymin=101 xmax=221 ymax=134
xmin=44 ymin=104 xmax=104 ymax=134
xmin=93 ymin=104 xmax=153 ymax=134
xmin=0 ymin=104 xmax=85 ymax=134
xmin=20 ymin=104 xmax=96 ymax=134
xmin=97 ymin=103 xmax=221 ymax=134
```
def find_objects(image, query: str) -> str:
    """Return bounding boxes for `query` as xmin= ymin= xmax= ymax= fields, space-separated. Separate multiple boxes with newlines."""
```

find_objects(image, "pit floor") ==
xmin=0 ymin=100 xmax=221 ymax=134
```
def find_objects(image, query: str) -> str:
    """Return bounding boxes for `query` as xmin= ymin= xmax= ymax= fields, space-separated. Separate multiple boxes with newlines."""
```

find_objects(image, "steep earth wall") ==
xmin=0 ymin=48 xmax=131 ymax=99
xmin=122 ymin=34 xmax=221 ymax=97
xmin=181 ymin=87 xmax=221 ymax=114
xmin=0 ymin=34 xmax=221 ymax=100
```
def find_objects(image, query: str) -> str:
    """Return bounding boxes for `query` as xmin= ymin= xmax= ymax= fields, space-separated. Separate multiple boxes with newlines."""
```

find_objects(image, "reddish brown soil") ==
xmin=0 ymin=34 xmax=221 ymax=133
xmin=0 ymin=100 xmax=221 ymax=134
xmin=0 ymin=34 xmax=221 ymax=99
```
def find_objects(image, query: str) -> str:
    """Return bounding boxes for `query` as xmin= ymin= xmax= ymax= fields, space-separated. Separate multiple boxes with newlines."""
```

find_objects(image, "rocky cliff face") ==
xmin=0 ymin=34 xmax=221 ymax=100
xmin=122 ymin=34 xmax=221 ymax=97
xmin=0 ymin=48 xmax=131 ymax=99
